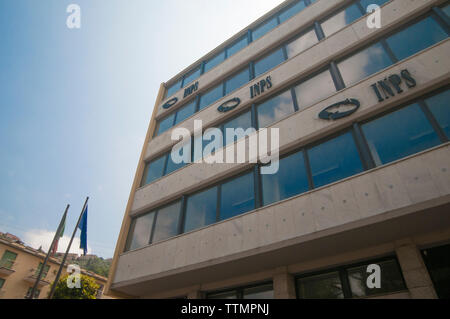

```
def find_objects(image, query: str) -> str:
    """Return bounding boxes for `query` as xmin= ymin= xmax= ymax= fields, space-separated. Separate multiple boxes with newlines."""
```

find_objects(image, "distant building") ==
xmin=0 ymin=235 xmax=109 ymax=299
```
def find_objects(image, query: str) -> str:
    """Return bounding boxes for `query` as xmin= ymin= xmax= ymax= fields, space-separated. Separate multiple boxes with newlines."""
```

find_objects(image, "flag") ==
xmin=78 ymin=204 xmax=88 ymax=255
xmin=51 ymin=210 xmax=66 ymax=256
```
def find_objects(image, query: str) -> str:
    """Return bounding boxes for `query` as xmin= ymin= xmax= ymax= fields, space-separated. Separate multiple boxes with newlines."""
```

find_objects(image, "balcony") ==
xmin=0 ymin=260 xmax=15 ymax=277
xmin=23 ymin=269 xmax=51 ymax=287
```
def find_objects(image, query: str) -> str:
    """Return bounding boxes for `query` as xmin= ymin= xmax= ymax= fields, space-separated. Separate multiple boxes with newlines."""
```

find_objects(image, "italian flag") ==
xmin=51 ymin=213 xmax=66 ymax=256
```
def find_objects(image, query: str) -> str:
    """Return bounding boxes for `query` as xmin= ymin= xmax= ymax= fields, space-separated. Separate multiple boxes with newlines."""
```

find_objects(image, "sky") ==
xmin=0 ymin=0 xmax=285 ymax=258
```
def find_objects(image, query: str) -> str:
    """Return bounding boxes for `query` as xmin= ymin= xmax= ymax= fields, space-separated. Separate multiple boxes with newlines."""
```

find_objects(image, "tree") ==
xmin=50 ymin=273 xmax=100 ymax=299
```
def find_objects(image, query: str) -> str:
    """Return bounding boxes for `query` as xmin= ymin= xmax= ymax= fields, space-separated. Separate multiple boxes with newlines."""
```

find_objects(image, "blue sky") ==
xmin=0 ymin=0 xmax=284 ymax=258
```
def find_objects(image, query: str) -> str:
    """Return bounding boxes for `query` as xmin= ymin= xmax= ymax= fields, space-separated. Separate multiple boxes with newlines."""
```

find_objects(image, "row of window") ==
xmin=127 ymin=86 xmax=450 ymax=252
xmin=144 ymin=10 xmax=450 ymax=186
xmin=0 ymin=250 xmax=17 ymax=269
xmin=155 ymin=3 xmax=449 ymax=139
xmin=204 ymin=257 xmax=406 ymax=299
xmin=164 ymin=0 xmax=318 ymax=99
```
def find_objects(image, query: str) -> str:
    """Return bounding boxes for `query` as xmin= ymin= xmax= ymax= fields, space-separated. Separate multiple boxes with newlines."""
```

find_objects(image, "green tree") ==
xmin=51 ymin=274 xmax=100 ymax=299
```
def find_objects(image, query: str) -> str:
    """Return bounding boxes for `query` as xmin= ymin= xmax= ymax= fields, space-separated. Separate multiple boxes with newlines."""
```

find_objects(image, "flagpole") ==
xmin=48 ymin=196 xmax=89 ymax=299
xmin=28 ymin=204 xmax=70 ymax=299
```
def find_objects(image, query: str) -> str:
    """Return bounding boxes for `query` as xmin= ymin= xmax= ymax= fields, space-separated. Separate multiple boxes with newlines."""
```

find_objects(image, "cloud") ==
xmin=23 ymin=229 xmax=92 ymax=256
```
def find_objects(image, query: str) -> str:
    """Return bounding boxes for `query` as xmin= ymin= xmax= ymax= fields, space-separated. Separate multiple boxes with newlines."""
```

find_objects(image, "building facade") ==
xmin=0 ymin=236 xmax=108 ymax=299
xmin=106 ymin=0 xmax=450 ymax=299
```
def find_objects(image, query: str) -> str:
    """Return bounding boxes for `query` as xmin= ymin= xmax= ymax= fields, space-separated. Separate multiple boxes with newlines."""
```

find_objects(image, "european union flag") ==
xmin=78 ymin=205 xmax=88 ymax=255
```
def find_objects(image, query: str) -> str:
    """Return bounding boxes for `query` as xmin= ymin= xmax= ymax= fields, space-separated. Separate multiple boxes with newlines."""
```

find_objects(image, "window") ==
xmin=307 ymin=132 xmax=364 ymax=188
xmin=205 ymin=51 xmax=226 ymax=73
xmin=256 ymin=89 xmax=295 ymax=128
xmin=141 ymin=155 xmax=166 ymax=186
xmin=386 ymin=16 xmax=448 ymax=61
xmin=443 ymin=4 xmax=450 ymax=17
xmin=126 ymin=212 xmax=155 ymax=251
xmin=220 ymin=172 xmax=255 ymax=221
xmin=165 ymin=148 xmax=188 ymax=176
xmin=243 ymin=283 xmax=274 ymax=299
xmin=225 ymin=68 xmax=250 ymax=95
xmin=223 ymin=111 xmax=253 ymax=146
xmin=422 ymin=244 xmax=450 ymax=299
xmin=294 ymin=69 xmax=336 ymax=110
xmin=183 ymin=67 xmax=201 ymax=87
xmin=338 ymin=42 xmax=393 ymax=87
xmin=207 ymin=282 xmax=273 ymax=299
xmin=227 ymin=36 xmax=248 ymax=58
xmin=361 ymin=103 xmax=441 ymax=166
xmin=321 ymin=4 xmax=363 ymax=38
xmin=279 ymin=0 xmax=307 ymax=23
xmin=166 ymin=80 xmax=182 ymax=98
xmin=156 ymin=113 xmax=176 ymax=136
xmin=261 ymin=151 xmax=309 ymax=206
xmin=184 ymin=187 xmax=218 ymax=233
xmin=297 ymin=257 xmax=406 ymax=299
xmin=286 ymin=28 xmax=318 ymax=58
xmin=0 ymin=251 xmax=17 ymax=269
xmin=199 ymin=84 xmax=223 ymax=110
xmin=252 ymin=17 xmax=278 ymax=41
xmin=426 ymin=89 xmax=450 ymax=138
xmin=35 ymin=263 xmax=50 ymax=278
xmin=0 ymin=278 xmax=5 ymax=289
xmin=25 ymin=287 xmax=40 ymax=299
xmin=297 ymin=271 xmax=344 ymax=299
xmin=254 ymin=48 xmax=286 ymax=77
xmin=347 ymin=259 xmax=406 ymax=297
xmin=152 ymin=201 xmax=182 ymax=244
xmin=174 ymin=100 xmax=196 ymax=125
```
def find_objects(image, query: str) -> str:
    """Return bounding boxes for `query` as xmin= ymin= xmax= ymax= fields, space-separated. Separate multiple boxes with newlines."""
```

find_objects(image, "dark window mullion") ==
xmin=352 ymin=123 xmax=376 ymax=170
xmin=380 ymin=39 xmax=399 ymax=63
xmin=247 ymin=29 xmax=253 ymax=44
xmin=216 ymin=184 xmax=222 ymax=222
xmin=149 ymin=210 xmax=158 ymax=244
xmin=418 ymin=100 xmax=449 ymax=143
xmin=162 ymin=153 xmax=170 ymax=176
xmin=249 ymin=61 xmax=256 ymax=80
xmin=254 ymin=166 xmax=262 ymax=209
xmin=251 ymin=104 xmax=259 ymax=130
xmin=355 ymin=1 xmax=366 ymax=16
xmin=314 ymin=21 xmax=325 ymax=41
xmin=330 ymin=61 xmax=346 ymax=91
xmin=178 ymin=195 xmax=187 ymax=235
xmin=339 ymin=269 xmax=353 ymax=299
xmin=282 ymin=44 xmax=289 ymax=61
xmin=291 ymin=87 xmax=300 ymax=112
xmin=303 ymin=149 xmax=314 ymax=190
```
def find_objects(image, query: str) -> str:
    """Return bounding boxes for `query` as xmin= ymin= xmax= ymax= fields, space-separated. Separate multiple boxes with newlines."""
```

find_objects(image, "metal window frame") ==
xmin=205 ymin=280 xmax=273 ymax=299
xmin=295 ymin=255 xmax=406 ymax=299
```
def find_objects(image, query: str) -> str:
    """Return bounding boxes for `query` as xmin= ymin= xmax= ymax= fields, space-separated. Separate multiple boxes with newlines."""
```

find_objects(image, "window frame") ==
xmin=205 ymin=281 xmax=273 ymax=299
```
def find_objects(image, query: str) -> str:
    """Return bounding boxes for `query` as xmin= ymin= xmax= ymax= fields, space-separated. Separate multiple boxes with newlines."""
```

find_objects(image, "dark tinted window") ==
xmin=165 ymin=148 xmax=188 ymax=175
xmin=152 ymin=202 xmax=182 ymax=243
xmin=225 ymin=68 xmax=250 ymax=95
xmin=297 ymin=271 xmax=344 ymax=299
xmin=183 ymin=67 xmax=201 ymax=87
xmin=386 ymin=16 xmax=448 ymax=61
xmin=174 ymin=100 xmax=196 ymax=125
xmin=294 ymin=69 xmax=336 ymax=110
xmin=261 ymin=151 xmax=309 ymax=206
xmin=127 ymin=212 xmax=154 ymax=251
xmin=286 ymin=28 xmax=318 ymax=58
xmin=253 ymin=17 xmax=278 ymax=41
xmin=361 ymin=103 xmax=441 ymax=166
xmin=443 ymin=4 xmax=450 ymax=17
xmin=257 ymin=90 xmax=295 ymax=128
xmin=227 ymin=36 xmax=248 ymax=57
xmin=279 ymin=0 xmax=307 ymax=23
xmin=243 ymin=284 xmax=274 ymax=299
xmin=254 ymin=47 xmax=286 ymax=77
xmin=184 ymin=187 xmax=218 ymax=233
xmin=426 ymin=90 xmax=450 ymax=138
xmin=338 ymin=42 xmax=393 ymax=87
xmin=205 ymin=51 xmax=226 ymax=73
xmin=166 ymin=80 xmax=182 ymax=98
xmin=422 ymin=244 xmax=450 ymax=299
xmin=156 ymin=113 xmax=175 ymax=136
xmin=321 ymin=4 xmax=363 ymax=37
xmin=220 ymin=172 xmax=255 ymax=220
xmin=199 ymin=85 xmax=223 ymax=110
xmin=308 ymin=132 xmax=364 ymax=188
xmin=347 ymin=259 xmax=406 ymax=297
xmin=142 ymin=155 xmax=166 ymax=186
xmin=223 ymin=111 xmax=253 ymax=146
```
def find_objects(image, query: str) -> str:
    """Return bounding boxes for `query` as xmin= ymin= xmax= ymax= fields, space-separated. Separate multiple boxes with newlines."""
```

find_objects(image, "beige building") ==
xmin=0 ymin=235 xmax=108 ymax=299
xmin=106 ymin=0 xmax=450 ymax=299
